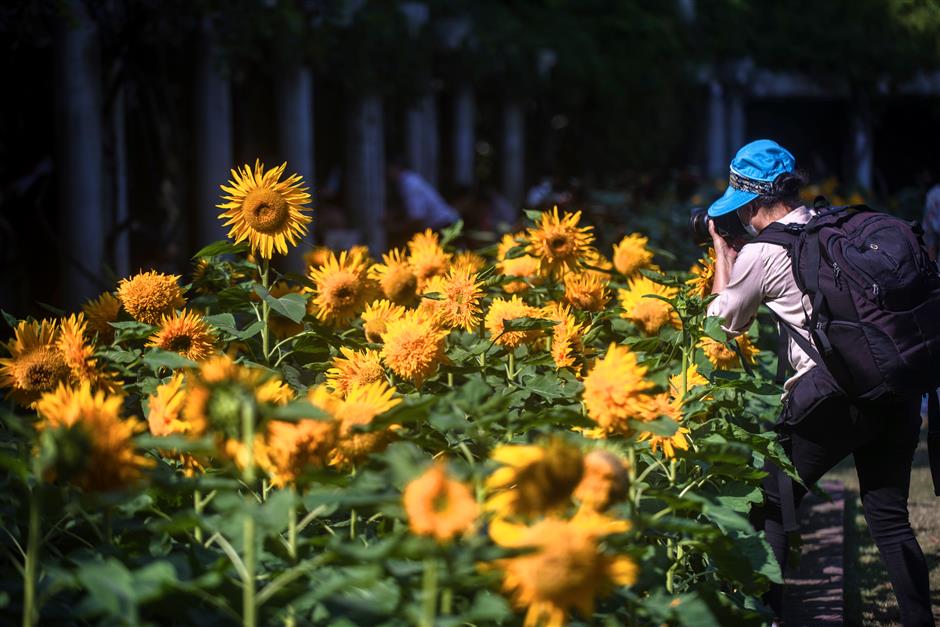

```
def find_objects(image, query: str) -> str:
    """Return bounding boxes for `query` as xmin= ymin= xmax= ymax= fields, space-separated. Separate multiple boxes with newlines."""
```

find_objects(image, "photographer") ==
xmin=706 ymin=140 xmax=934 ymax=626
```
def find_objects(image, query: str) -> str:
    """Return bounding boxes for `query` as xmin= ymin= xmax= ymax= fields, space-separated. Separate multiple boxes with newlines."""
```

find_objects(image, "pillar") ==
xmin=276 ymin=65 xmax=315 ymax=273
xmin=851 ymin=94 xmax=873 ymax=190
xmin=345 ymin=93 xmax=386 ymax=252
xmin=727 ymin=87 xmax=746 ymax=156
xmin=452 ymin=83 xmax=475 ymax=187
xmin=502 ymin=99 xmax=525 ymax=209
xmin=706 ymin=80 xmax=727 ymax=179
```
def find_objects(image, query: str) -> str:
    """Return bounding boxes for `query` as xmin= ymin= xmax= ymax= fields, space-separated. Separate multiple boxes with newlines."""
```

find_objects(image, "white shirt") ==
xmin=707 ymin=205 xmax=817 ymax=391
xmin=398 ymin=171 xmax=459 ymax=229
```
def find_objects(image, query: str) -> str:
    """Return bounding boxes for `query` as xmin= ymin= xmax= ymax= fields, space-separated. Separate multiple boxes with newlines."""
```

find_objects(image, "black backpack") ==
xmin=753 ymin=199 xmax=940 ymax=495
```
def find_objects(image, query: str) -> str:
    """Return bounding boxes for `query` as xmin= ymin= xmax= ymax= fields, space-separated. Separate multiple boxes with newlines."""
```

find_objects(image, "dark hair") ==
xmin=749 ymin=170 xmax=807 ymax=211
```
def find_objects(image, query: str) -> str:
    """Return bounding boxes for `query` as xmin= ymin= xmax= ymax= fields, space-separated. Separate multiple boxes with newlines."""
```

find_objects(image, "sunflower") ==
xmin=266 ymin=281 xmax=306 ymax=338
xmin=636 ymin=393 xmax=690 ymax=459
xmin=526 ymin=207 xmax=594 ymax=277
xmin=0 ymin=319 xmax=70 ymax=407
xmin=403 ymin=461 xmax=478 ymax=542
xmin=452 ymin=250 xmax=487 ymax=274
xmin=581 ymin=343 xmax=654 ymax=435
xmin=637 ymin=425 xmax=691 ymax=460
xmin=485 ymin=296 xmax=544 ymax=349
xmin=304 ymin=246 xmax=333 ymax=269
xmin=485 ymin=439 xmax=583 ymax=519
xmin=542 ymin=302 xmax=585 ymax=371
xmin=699 ymin=334 xmax=759 ymax=370
xmin=255 ymin=406 xmax=337 ymax=487
xmin=148 ymin=310 xmax=216 ymax=361
xmin=330 ymin=380 xmax=401 ymax=467
xmin=361 ymin=299 xmax=405 ymax=343
xmin=35 ymin=382 xmax=151 ymax=491
xmin=379 ymin=310 xmax=449 ymax=386
xmin=117 ymin=270 xmax=186 ymax=325
xmin=426 ymin=265 xmax=483 ymax=331
xmin=308 ymin=251 xmax=376 ymax=327
xmin=617 ymin=275 xmax=680 ymax=335
xmin=687 ymin=248 xmax=716 ymax=299
xmin=326 ymin=347 xmax=385 ymax=397
xmin=217 ymin=160 xmax=312 ymax=259
xmin=81 ymin=292 xmax=121 ymax=343
xmin=489 ymin=514 xmax=636 ymax=627
xmin=58 ymin=313 xmax=121 ymax=393
xmin=668 ymin=363 xmax=709 ymax=400
xmin=407 ymin=229 xmax=451 ymax=290
xmin=574 ymin=450 xmax=630 ymax=513
xmin=369 ymin=248 xmax=419 ymax=306
xmin=147 ymin=373 xmax=204 ymax=475
xmin=612 ymin=233 xmax=654 ymax=277
xmin=498 ymin=233 xmax=541 ymax=294
xmin=564 ymin=271 xmax=610 ymax=312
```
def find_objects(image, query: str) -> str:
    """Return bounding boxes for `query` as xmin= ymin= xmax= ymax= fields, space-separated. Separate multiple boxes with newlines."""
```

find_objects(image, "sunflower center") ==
xmin=242 ymin=189 xmax=290 ymax=233
xmin=432 ymin=492 xmax=450 ymax=513
xmin=166 ymin=334 xmax=193 ymax=353
xmin=24 ymin=362 xmax=59 ymax=391
xmin=549 ymin=234 xmax=572 ymax=255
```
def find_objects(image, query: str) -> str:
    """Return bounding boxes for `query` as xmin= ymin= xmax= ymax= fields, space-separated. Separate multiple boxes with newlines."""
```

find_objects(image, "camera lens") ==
xmin=689 ymin=207 xmax=711 ymax=245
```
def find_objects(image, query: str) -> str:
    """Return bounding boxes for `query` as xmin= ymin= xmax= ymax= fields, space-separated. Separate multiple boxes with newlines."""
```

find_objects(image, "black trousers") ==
xmin=752 ymin=370 xmax=934 ymax=626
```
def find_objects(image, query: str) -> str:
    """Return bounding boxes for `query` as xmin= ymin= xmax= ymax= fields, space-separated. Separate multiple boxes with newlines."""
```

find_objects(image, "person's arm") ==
xmin=706 ymin=221 xmax=765 ymax=335
xmin=709 ymin=219 xmax=737 ymax=295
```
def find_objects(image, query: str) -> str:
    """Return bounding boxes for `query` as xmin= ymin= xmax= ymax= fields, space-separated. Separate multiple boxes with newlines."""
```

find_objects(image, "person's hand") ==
xmin=708 ymin=219 xmax=737 ymax=263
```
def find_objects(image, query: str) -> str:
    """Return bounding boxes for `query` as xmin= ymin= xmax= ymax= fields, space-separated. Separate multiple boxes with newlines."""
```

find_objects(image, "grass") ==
xmin=824 ymin=436 xmax=940 ymax=626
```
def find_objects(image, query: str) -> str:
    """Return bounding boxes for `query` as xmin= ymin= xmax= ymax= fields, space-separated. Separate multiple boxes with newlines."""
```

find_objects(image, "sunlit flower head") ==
xmin=304 ymin=246 xmax=333 ymax=269
xmin=485 ymin=439 xmax=583 ymax=519
xmin=117 ymin=270 xmax=186 ymax=325
xmin=489 ymin=514 xmax=636 ymax=627
xmin=426 ymin=265 xmax=484 ymax=331
xmin=687 ymin=248 xmax=716 ymax=299
xmin=255 ymin=406 xmax=337 ymax=487
xmin=58 ymin=314 xmax=121 ymax=393
xmin=0 ymin=319 xmax=69 ymax=407
xmin=582 ymin=343 xmax=654 ymax=435
xmin=564 ymin=271 xmax=610 ymax=312
xmin=326 ymin=346 xmax=385 ymax=397
xmin=574 ymin=450 xmax=630 ymax=513
xmin=526 ymin=207 xmax=594 ymax=277
xmin=668 ymin=363 xmax=708 ymax=401
xmin=612 ymin=233 xmax=654 ymax=277
xmin=217 ymin=160 xmax=312 ymax=259
xmin=452 ymin=250 xmax=487 ymax=274
xmin=308 ymin=250 xmax=376 ymax=327
xmin=498 ymin=232 xmax=541 ymax=294
xmin=699 ymin=335 xmax=759 ymax=370
xmin=407 ymin=229 xmax=451 ymax=290
xmin=485 ymin=296 xmax=544 ymax=349
xmin=148 ymin=310 xmax=216 ymax=361
xmin=35 ymin=382 xmax=151 ymax=491
xmin=147 ymin=372 xmax=204 ymax=475
xmin=404 ymin=461 xmax=478 ymax=542
xmin=81 ymin=292 xmax=121 ymax=343
xmin=635 ymin=393 xmax=689 ymax=459
xmin=330 ymin=380 xmax=401 ymax=467
xmin=379 ymin=310 xmax=448 ymax=386
xmin=617 ymin=275 xmax=680 ymax=335
xmin=542 ymin=302 xmax=585 ymax=371
xmin=370 ymin=248 xmax=419 ymax=306
xmin=361 ymin=299 xmax=405 ymax=344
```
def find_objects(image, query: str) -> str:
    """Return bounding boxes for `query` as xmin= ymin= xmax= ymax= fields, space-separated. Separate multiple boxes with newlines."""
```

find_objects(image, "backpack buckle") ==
xmin=784 ymin=224 xmax=805 ymax=235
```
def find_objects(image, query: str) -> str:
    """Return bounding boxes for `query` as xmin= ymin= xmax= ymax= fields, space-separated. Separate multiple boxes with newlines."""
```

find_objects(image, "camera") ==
xmin=688 ymin=206 xmax=752 ymax=251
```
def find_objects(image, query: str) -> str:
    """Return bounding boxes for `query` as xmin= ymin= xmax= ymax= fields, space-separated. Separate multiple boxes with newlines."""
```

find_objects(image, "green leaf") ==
xmin=109 ymin=320 xmax=155 ymax=341
xmin=142 ymin=349 xmax=196 ymax=371
xmin=193 ymin=239 xmax=249 ymax=258
xmin=1 ymin=309 xmax=18 ymax=329
xmin=252 ymin=285 xmax=307 ymax=323
xmin=640 ymin=415 xmax=679 ymax=436
xmin=440 ymin=219 xmax=464 ymax=245
xmin=703 ymin=316 xmax=727 ymax=342
xmin=502 ymin=316 xmax=555 ymax=332
xmin=265 ymin=400 xmax=332 ymax=422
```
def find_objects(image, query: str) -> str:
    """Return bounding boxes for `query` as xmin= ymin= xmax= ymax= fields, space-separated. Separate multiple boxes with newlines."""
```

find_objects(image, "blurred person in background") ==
xmin=923 ymin=171 xmax=940 ymax=261
xmin=387 ymin=157 xmax=459 ymax=234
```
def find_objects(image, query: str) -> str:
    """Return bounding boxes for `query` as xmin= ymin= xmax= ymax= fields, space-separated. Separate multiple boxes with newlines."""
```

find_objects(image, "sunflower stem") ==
xmin=507 ymin=351 xmax=515 ymax=381
xmin=241 ymin=401 xmax=257 ymax=627
xmin=194 ymin=489 xmax=204 ymax=543
xmin=287 ymin=494 xmax=297 ymax=561
xmin=22 ymin=474 xmax=40 ymax=627
xmin=420 ymin=556 xmax=438 ymax=627
xmin=349 ymin=508 xmax=357 ymax=541
xmin=260 ymin=258 xmax=271 ymax=363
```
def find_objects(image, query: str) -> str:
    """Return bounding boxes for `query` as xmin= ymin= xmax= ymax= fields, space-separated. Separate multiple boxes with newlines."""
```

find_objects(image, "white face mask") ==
xmin=738 ymin=208 xmax=759 ymax=238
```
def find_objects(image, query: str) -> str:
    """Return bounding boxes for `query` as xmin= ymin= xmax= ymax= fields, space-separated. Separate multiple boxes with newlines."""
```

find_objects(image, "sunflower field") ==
xmin=0 ymin=161 xmax=796 ymax=626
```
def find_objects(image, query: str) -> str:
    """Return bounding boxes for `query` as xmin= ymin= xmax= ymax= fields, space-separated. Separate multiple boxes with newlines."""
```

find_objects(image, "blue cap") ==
xmin=707 ymin=139 xmax=796 ymax=217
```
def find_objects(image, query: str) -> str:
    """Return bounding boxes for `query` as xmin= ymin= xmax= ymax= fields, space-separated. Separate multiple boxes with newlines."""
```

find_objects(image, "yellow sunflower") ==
xmin=379 ymin=310 xmax=449 ymax=386
xmin=612 ymin=233 xmax=654 ymax=277
xmin=147 ymin=373 xmax=204 ymax=475
xmin=217 ymin=160 xmax=312 ymax=259
xmin=369 ymin=248 xmax=419 ymax=306
xmin=489 ymin=514 xmax=636 ymax=627
xmin=485 ymin=296 xmax=544 ymax=349
xmin=81 ymin=292 xmax=121 ymax=343
xmin=403 ymin=461 xmax=478 ymax=542
xmin=574 ymin=450 xmax=630 ymax=513
xmin=617 ymin=275 xmax=680 ymax=335
xmin=0 ymin=319 xmax=70 ymax=407
xmin=407 ymin=229 xmax=451 ymax=290
xmin=58 ymin=313 xmax=121 ymax=393
xmin=330 ymin=380 xmax=402 ymax=467
xmin=254 ymin=405 xmax=337 ymax=487
xmin=452 ymin=250 xmax=487 ymax=274
xmin=308 ymin=250 xmax=376 ymax=327
xmin=581 ymin=343 xmax=654 ymax=435
xmin=325 ymin=347 xmax=385 ymax=397
xmin=497 ymin=232 xmax=541 ymax=294
xmin=542 ymin=302 xmax=585 ymax=371
xmin=117 ymin=270 xmax=186 ymax=325
xmin=687 ymin=248 xmax=716 ymax=299
xmin=361 ymin=299 xmax=405 ymax=344
xmin=636 ymin=393 xmax=691 ymax=459
xmin=304 ymin=246 xmax=333 ymax=269
xmin=699 ymin=334 xmax=759 ymax=370
xmin=35 ymin=382 xmax=151 ymax=491
xmin=485 ymin=440 xmax=583 ymax=519
xmin=668 ymin=363 xmax=709 ymax=400
xmin=426 ymin=265 xmax=483 ymax=331
xmin=148 ymin=310 xmax=216 ymax=361
xmin=564 ymin=271 xmax=610 ymax=312
xmin=526 ymin=207 xmax=594 ymax=277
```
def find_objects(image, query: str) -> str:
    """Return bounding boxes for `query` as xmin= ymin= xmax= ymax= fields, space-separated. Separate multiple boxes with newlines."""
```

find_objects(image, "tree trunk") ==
xmin=56 ymin=0 xmax=106 ymax=308
xmin=345 ymin=92 xmax=386 ymax=252
xmin=276 ymin=65 xmax=315 ymax=274
xmin=452 ymin=83 xmax=475 ymax=187
xmin=194 ymin=20 xmax=233 ymax=248
xmin=706 ymin=80 xmax=727 ymax=179
xmin=502 ymin=99 xmax=525 ymax=209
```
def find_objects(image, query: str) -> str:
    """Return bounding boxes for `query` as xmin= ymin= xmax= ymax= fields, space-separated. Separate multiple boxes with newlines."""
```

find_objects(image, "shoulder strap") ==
xmin=769 ymin=309 xmax=825 ymax=369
